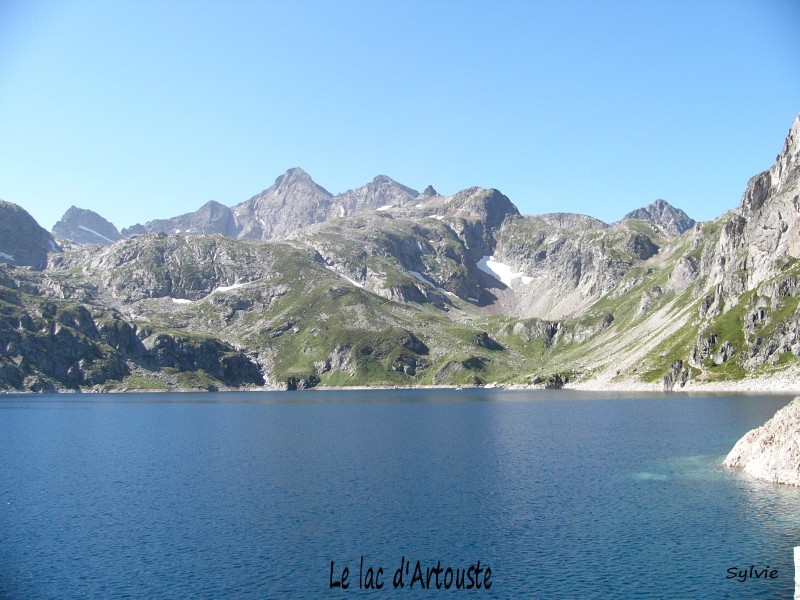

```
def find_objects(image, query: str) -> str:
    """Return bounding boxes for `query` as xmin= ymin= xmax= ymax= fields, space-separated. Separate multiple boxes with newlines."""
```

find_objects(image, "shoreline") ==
xmin=563 ymin=371 xmax=800 ymax=394
xmin=5 ymin=374 xmax=800 ymax=395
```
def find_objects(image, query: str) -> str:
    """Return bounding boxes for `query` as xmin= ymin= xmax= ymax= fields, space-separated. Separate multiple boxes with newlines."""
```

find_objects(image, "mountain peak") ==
xmin=53 ymin=206 xmax=121 ymax=246
xmin=420 ymin=185 xmax=438 ymax=197
xmin=280 ymin=167 xmax=310 ymax=180
xmin=740 ymin=111 xmax=800 ymax=214
xmin=769 ymin=111 xmax=799 ymax=193
xmin=331 ymin=175 xmax=419 ymax=219
xmin=270 ymin=168 xmax=332 ymax=197
xmin=622 ymin=199 xmax=695 ymax=235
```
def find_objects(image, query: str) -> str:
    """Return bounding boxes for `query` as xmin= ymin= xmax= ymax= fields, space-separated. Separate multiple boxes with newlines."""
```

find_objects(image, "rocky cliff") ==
xmin=641 ymin=113 xmax=800 ymax=388
xmin=0 ymin=263 xmax=264 ymax=392
xmin=724 ymin=396 xmax=800 ymax=486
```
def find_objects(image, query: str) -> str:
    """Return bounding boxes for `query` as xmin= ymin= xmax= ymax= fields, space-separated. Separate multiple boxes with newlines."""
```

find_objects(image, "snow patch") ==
xmin=342 ymin=275 xmax=364 ymax=288
xmin=468 ymin=297 xmax=479 ymax=303
xmin=49 ymin=240 xmax=59 ymax=252
xmin=324 ymin=264 xmax=364 ymax=288
xmin=78 ymin=225 xmax=115 ymax=244
xmin=376 ymin=204 xmax=393 ymax=212
xmin=408 ymin=270 xmax=449 ymax=294
xmin=211 ymin=281 xmax=247 ymax=294
xmin=408 ymin=270 xmax=432 ymax=285
xmin=172 ymin=298 xmax=193 ymax=304
xmin=0 ymin=252 xmax=15 ymax=261
xmin=476 ymin=255 xmax=533 ymax=287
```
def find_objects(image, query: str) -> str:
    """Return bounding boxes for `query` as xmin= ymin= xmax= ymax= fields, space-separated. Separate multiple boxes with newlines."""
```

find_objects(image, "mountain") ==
xmin=621 ymin=199 xmax=696 ymax=235
xmin=53 ymin=206 xmax=122 ymax=245
xmin=121 ymin=169 xmax=420 ymax=241
xmin=489 ymin=213 xmax=665 ymax=318
xmin=1 ymin=112 xmax=798 ymax=393
xmin=233 ymin=169 xmax=420 ymax=240
xmin=120 ymin=200 xmax=237 ymax=237
xmin=332 ymin=175 xmax=419 ymax=215
xmin=0 ymin=200 xmax=59 ymax=268
xmin=231 ymin=167 xmax=336 ymax=239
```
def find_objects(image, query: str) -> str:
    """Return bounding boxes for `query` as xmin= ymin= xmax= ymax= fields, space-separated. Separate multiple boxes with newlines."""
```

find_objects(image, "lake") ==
xmin=1 ymin=389 xmax=798 ymax=598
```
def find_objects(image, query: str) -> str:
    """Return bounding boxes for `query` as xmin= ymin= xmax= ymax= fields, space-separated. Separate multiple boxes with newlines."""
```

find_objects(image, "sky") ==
xmin=0 ymin=0 xmax=798 ymax=231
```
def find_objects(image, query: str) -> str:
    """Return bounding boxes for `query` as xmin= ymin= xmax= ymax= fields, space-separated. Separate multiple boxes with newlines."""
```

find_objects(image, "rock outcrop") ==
xmin=53 ymin=206 xmax=121 ymax=245
xmin=723 ymin=397 xmax=800 ymax=486
xmin=0 ymin=281 xmax=265 ymax=392
xmin=0 ymin=200 xmax=60 ymax=268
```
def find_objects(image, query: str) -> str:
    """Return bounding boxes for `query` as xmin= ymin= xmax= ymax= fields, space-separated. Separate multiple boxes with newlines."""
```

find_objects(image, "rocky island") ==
xmin=724 ymin=397 xmax=800 ymax=486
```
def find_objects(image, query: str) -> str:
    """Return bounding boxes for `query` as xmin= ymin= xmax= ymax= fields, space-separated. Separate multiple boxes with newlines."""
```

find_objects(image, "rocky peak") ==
xmin=622 ymin=199 xmax=695 ymax=236
xmin=419 ymin=185 xmax=438 ymax=197
xmin=429 ymin=188 xmax=521 ymax=260
xmin=770 ymin=112 xmax=800 ymax=195
xmin=741 ymin=112 xmax=800 ymax=214
xmin=333 ymin=175 xmax=418 ymax=217
xmin=53 ymin=206 xmax=121 ymax=245
xmin=0 ymin=199 xmax=59 ymax=268
xmin=710 ymin=111 xmax=800 ymax=292
xmin=232 ymin=169 xmax=334 ymax=239
xmin=270 ymin=167 xmax=331 ymax=196
xmin=449 ymin=188 xmax=520 ymax=226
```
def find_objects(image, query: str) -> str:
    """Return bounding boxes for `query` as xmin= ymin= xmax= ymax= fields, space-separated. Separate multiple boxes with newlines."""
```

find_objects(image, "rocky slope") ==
xmin=53 ymin=206 xmax=121 ymax=245
xmin=0 ymin=263 xmax=263 ymax=392
xmin=724 ymin=396 xmax=800 ymax=486
xmin=629 ymin=112 xmax=800 ymax=389
xmin=0 ymin=200 xmax=59 ymax=269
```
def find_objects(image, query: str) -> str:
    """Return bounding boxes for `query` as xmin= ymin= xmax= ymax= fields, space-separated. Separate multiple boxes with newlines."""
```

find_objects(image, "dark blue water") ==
xmin=1 ymin=390 xmax=799 ymax=599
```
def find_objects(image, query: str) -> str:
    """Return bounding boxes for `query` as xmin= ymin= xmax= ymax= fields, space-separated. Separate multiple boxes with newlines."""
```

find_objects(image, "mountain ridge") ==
xmin=1 ymin=111 xmax=797 ymax=393
xmin=60 ymin=168 xmax=694 ymax=246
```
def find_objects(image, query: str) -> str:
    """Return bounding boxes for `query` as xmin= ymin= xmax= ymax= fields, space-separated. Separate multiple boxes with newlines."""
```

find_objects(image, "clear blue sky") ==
xmin=1 ymin=0 xmax=798 ymax=231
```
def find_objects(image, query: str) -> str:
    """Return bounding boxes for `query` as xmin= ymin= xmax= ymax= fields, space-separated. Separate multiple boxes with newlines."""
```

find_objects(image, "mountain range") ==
xmin=0 ymin=112 xmax=797 ymax=392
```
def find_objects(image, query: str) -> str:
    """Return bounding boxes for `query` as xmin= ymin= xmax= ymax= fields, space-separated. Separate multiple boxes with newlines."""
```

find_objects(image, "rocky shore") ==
xmin=723 ymin=396 xmax=800 ymax=486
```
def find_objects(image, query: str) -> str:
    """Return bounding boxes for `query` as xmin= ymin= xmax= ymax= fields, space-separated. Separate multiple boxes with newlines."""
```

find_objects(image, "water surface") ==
xmin=1 ymin=389 xmax=798 ymax=598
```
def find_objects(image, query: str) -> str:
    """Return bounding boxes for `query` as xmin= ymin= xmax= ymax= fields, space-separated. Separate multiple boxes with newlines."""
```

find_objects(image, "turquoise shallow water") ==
xmin=1 ymin=389 xmax=798 ymax=598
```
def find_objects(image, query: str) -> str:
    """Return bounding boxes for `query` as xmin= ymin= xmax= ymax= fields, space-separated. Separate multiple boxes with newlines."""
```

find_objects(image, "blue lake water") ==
xmin=1 ymin=389 xmax=799 ymax=598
